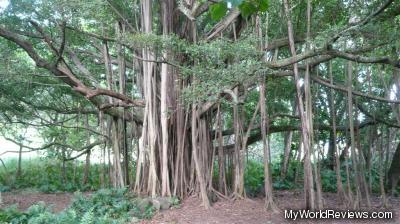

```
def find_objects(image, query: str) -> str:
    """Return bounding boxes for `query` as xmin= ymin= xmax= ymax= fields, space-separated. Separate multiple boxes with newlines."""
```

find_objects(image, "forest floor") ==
xmin=1 ymin=190 xmax=399 ymax=223
xmin=144 ymin=190 xmax=400 ymax=224
xmin=0 ymin=190 xmax=92 ymax=212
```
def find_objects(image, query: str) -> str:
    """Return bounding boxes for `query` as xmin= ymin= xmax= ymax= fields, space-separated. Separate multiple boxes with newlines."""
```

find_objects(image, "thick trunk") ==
xmin=135 ymin=0 xmax=160 ymax=197
xmin=160 ymin=0 xmax=175 ymax=197
xmin=190 ymin=17 xmax=211 ymax=208
xmin=173 ymin=79 xmax=189 ymax=198
xmin=233 ymin=87 xmax=245 ymax=198
xmin=191 ymin=105 xmax=211 ymax=208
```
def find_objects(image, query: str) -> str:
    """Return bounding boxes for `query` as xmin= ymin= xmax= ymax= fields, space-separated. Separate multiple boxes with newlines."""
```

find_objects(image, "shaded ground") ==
xmin=1 ymin=190 xmax=399 ymax=223
xmin=144 ymin=190 xmax=400 ymax=224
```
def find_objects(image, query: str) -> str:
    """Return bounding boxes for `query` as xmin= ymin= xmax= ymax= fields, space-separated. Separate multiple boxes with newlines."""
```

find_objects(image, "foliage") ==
xmin=243 ymin=158 xmax=391 ymax=196
xmin=244 ymin=160 xmax=264 ymax=197
xmin=0 ymin=188 xmax=157 ymax=224
xmin=0 ymin=0 xmax=399 ymax=210
xmin=70 ymin=188 xmax=155 ymax=222
xmin=209 ymin=0 xmax=269 ymax=21
xmin=0 ymin=158 xmax=106 ymax=193
xmin=244 ymin=159 xmax=299 ymax=197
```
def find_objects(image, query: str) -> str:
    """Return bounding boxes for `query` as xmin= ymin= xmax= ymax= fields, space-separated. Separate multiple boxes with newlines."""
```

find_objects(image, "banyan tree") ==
xmin=1 ymin=0 xmax=400 ymax=210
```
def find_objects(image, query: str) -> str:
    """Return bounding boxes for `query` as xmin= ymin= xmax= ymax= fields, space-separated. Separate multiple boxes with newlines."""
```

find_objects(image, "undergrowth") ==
xmin=0 ymin=158 xmax=107 ymax=193
xmin=243 ymin=160 xmax=385 ymax=197
xmin=0 ymin=188 xmax=156 ymax=224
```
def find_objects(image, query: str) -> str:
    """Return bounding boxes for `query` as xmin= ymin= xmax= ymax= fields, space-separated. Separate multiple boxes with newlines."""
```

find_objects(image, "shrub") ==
xmin=0 ymin=158 xmax=107 ymax=193
xmin=0 ymin=188 xmax=158 ymax=224
xmin=244 ymin=160 xmax=264 ymax=197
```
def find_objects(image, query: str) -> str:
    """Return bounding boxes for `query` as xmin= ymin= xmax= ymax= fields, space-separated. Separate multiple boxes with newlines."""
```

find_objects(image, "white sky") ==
xmin=0 ymin=137 xmax=40 ymax=160
xmin=0 ymin=135 xmax=103 ymax=162
xmin=0 ymin=0 xmax=8 ymax=12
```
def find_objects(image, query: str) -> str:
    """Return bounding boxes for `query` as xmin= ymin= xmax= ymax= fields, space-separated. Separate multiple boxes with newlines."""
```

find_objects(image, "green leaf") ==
xmin=238 ymin=1 xmax=257 ymax=17
xmin=258 ymin=0 xmax=269 ymax=12
xmin=210 ymin=2 xmax=228 ymax=21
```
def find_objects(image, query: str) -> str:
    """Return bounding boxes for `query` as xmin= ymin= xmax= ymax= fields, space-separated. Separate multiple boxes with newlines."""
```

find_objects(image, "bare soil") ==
xmin=1 ymin=191 xmax=77 ymax=212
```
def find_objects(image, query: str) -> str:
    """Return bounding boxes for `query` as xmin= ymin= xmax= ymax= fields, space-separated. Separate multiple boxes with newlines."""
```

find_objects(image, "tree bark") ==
xmin=217 ymin=104 xmax=227 ymax=194
xmin=379 ymin=128 xmax=388 ymax=207
xmin=347 ymin=61 xmax=361 ymax=209
xmin=281 ymin=131 xmax=293 ymax=180
xmin=328 ymin=61 xmax=346 ymax=201
xmin=260 ymin=75 xmax=278 ymax=211
xmin=16 ymin=145 xmax=22 ymax=179
xmin=283 ymin=0 xmax=315 ymax=209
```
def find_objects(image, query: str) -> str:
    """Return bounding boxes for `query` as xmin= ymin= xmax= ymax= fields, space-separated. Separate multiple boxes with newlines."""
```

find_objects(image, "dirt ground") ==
xmin=144 ymin=191 xmax=400 ymax=224
xmin=1 ymin=191 xmax=76 ymax=212
xmin=1 ymin=190 xmax=399 ymax=223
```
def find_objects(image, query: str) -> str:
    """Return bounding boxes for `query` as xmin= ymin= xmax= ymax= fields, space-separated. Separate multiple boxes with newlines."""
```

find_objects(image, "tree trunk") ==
xmin=328 ymin=61 xmax=346 ymax=201
xmin=16 ymin=145 xmax=22 ymax=179
xmin=83 ymin=150 xmax=91 ymax=186
xmin=217 ymin=104 xmax=227 ymax=194
xmin=160 ymin=0 xmax=175 ymax=197
xmin=112 ymin=118 xmax=125 ymax=188
xmin=116 ymin=22 xmax=130 ymax=186
xmin=347 ymin=61 xmax=361 ymax=209
xmin=388 ymin=141 xmax=400 ymax=196
xmin=283 ymin=0 xmax=315 ymax=209
xmin=83 ymin=114 xmax=91 ymax=186
xmin=281 ymin=131 xmax=293 ymax=180
xmin=260 ymin=75 xmax=278 ymax=211
xmin=192 ymin=105 xmax=211 ymax=208
xmin=294 ymin=138 xmax=303 ymax=184
xmin=379 ymin=128 xmax=388 ymax=207
xmin=135 ymin=0 xmax=160 ymax=197
xmin=233 ymin=87 xmax=245 ymax=198
xmin=61 ymin=147 xmax=67 ymax=184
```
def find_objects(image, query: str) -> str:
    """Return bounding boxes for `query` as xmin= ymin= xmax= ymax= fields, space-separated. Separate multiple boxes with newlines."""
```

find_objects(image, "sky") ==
xmin=0 ymin=0 xmax=34 ymax=160
xmin=0 ymin=137 xmax=40 ymax=160
xmin=0 ymin=0 xmax=8 ymax=12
